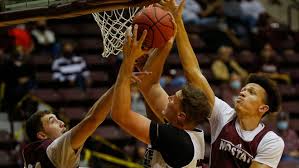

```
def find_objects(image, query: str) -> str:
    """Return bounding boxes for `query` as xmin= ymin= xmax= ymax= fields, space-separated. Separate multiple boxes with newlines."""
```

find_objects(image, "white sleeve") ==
xmin=253 ymin=131 xmax=284 ymax=168
xmin=46 ymin=131 xmax=83 ymax=168
xmin=45 ymin=30 xmax=56 ymax=43
xmin=209 ymin=97 xmax=235 ymax=143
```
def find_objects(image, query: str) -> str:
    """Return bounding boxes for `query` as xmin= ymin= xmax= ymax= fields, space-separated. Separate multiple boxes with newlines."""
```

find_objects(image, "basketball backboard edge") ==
xmin=0 ymin=0 xmax=160 ymax=27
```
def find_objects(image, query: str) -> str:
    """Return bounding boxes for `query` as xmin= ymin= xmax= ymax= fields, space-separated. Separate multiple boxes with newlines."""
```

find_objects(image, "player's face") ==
xmin=40 ymin=114 xmax=66 ymax=140
xmin=235 ymin=83 xmax=267 ymax=116
xmin=163 ymin=90 xmax=183 ymax=125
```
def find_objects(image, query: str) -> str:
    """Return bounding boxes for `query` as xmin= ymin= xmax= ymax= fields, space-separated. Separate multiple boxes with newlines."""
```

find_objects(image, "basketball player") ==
xmin=111 ymin=24 xmax=211 ymax=167
xmin=22 ymin=71 xmax=149 ymax=167
xmin=159 ymin=0 xmax=284 ymax=167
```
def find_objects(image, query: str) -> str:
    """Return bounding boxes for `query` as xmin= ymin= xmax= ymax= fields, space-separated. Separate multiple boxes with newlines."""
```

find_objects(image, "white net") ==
xmin=92 ymin=7 xmax=141 ymax=58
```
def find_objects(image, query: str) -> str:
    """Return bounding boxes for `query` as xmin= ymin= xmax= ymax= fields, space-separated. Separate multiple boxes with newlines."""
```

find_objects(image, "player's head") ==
xmin=25 ymin=111 xmax=66 ymax=142
xmin=162 ymin=84 xmax=211 ymax=129
xmin=235 ymin=73 xmax=281 ymax=118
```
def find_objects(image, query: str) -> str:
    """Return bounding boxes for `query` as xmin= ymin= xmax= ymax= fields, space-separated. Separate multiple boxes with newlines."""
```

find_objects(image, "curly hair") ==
xmin=246 ymin=73 xmax=281 ymax=115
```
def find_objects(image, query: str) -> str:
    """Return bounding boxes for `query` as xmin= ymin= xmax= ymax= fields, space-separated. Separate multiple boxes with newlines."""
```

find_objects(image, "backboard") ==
xmin=0 ymin=0 xmax=159 ymax=27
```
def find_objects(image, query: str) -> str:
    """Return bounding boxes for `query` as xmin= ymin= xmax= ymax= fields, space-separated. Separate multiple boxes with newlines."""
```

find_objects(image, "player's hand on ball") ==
xmin=123 ymin=24 xmax=147 ymax=62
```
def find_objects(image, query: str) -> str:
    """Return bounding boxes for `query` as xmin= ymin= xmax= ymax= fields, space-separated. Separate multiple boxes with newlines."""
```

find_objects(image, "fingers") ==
xmin=126 ymin=26 xmax=132 ymax=46
xmin=133 ymin=71 xmax=152 ymax=76
xmin=146 ymin=48 xmax=156 ymax=55
xmin=138 ymin=29 xmax=147 ymax=48
xmin=159 ymin=0 xmax=166 ymax=6
xmin=133 ymin=24 xmax=148 ymax=49
xmin=133 ymin=24 xmax=138 ymax=43
xmin=131 ymin=75 xmax=142 ymax=83
xmin=178 ymin=0 xmax=186 ymax=14
xmin=123 ymin=26 xmax=132 ymax=54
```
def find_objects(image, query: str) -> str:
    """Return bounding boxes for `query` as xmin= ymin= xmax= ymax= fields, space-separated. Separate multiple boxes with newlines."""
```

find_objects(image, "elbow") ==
xmin=110 ymin=111 xmax=118 ymax=122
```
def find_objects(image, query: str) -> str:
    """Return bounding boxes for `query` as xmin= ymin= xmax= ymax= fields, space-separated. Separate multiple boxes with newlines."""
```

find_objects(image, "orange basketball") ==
xmin=132 ymin=6 xmax=175 ymax=49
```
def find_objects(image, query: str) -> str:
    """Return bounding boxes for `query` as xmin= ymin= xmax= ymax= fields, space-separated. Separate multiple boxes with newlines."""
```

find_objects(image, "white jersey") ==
xmin=144 ymin=129 xmax=205 ymax=168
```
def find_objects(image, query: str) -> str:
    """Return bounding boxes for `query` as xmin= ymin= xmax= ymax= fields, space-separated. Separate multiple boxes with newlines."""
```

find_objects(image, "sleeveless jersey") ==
xmin=210 ymin=117 xmax=271 ymax=168
xmin=144 ymin=129 xmax=205 ymax=168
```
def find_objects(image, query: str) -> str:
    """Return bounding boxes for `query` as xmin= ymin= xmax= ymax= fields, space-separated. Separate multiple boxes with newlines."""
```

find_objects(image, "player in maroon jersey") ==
xmin=159 ymin=0 xmax=284 ymax=168
xmin=23 ymin=87 xmax=114 ymax=168
xmin=23 ymin=73 xmax=150 ymax=168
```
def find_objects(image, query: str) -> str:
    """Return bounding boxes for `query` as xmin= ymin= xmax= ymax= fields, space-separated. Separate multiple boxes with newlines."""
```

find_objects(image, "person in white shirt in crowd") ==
xmin=52 ymin=42 xmax=91 ymax=90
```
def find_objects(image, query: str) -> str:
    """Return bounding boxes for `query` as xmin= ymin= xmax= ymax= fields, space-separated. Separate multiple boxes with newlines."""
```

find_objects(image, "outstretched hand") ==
xmin=156 ymin=0 xmax=185 ymax=20
xmin=123 ymin=24 xmax=148 ymax=62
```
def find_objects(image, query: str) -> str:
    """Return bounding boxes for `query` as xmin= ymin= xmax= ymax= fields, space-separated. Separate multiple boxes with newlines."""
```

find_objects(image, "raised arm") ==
xmin=138 ymin=38 xmax=175 ymax=123
xmin=111 ymin=25 xmax=152 ymax=144
xmin=160 ymin=0 xmax=215 ymax=108
xmin=69 ymin=85 xmax=114 ymax=150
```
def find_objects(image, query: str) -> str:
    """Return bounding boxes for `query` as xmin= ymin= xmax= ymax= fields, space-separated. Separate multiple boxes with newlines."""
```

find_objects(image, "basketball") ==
xmin=132 ymin=6 xmax=175 ymax=49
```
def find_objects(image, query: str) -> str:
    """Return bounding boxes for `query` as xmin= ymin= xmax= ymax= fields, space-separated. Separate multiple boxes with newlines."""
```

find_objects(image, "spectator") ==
xmin=160 ymin=68 xmax=186 ymax=95
xmin=221 ymin=72 xmax=242 ymax=106
xmin=178 ymin=0 xmax=222 ymax=27
xmin=52 ymin=42 xmax=91 ymax=90
xmin=276 ymin=112 xmax=299 ymax=162
xmin=177 ymin=0 xmax=202 ymax=24
xmin=211 ymin=45 xmax=248 ymax=82
xmin=258 ymin=43 xmax=291 ymax=84
xmin=1 ymin=47 xmax=37 ymax=119
xmin=31 ymin=20 xmax=59 ymax=57
xmin=8 ymin=24 xmax=34 ymax=57
xmin=240 ymin=0 xmax=265 ymax=28
xmin=222 ymin=0 xmax=253 ymax=38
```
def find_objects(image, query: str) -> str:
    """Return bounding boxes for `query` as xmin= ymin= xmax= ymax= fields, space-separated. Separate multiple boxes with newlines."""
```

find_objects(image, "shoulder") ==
xmin=256 ymin=131 xmax=284 ymax=156
xmin=210 ymin=97 xmax=235 ymax=119
xmin=259 ymin=131 xmax=284 ymax=148
xmin=254 ymin=131 xmax=284 ymax=167
xmin=47 ymin=131 xmax=72 ymax=151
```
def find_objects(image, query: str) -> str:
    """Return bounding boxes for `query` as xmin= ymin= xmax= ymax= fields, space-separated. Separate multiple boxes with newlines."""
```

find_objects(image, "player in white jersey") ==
xmin=159 ymin=0 xmax=285 ymax=167
xmin=111 ymin=23 xmax=211 ymax=167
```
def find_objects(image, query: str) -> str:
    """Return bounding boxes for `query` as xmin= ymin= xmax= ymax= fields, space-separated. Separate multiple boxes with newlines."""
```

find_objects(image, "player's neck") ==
xmin=237 ymin=116 xmax=260 ymax=131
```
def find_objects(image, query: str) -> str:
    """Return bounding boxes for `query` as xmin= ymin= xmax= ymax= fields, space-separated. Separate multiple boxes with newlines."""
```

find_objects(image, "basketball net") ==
xmin=92 ymin=7 xmax=141 ymax=58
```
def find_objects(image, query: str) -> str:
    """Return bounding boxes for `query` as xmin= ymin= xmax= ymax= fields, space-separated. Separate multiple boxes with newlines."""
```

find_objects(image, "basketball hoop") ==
xmin=92 ymin=7 xmax=141 ymax=58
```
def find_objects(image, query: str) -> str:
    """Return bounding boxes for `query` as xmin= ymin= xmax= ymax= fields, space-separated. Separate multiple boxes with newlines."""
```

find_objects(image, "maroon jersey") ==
xmin=210 ymin=118 xmax=271 ymax=168
xmin=23 ymin=139 xmax=56 ymax=168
